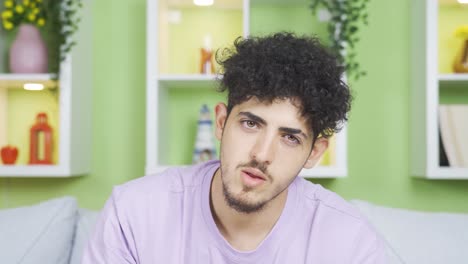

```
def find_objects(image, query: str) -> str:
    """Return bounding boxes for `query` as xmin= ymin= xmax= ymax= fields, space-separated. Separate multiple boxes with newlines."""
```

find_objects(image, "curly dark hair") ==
xmin=216 ymin=32 xmax=352 ymax=141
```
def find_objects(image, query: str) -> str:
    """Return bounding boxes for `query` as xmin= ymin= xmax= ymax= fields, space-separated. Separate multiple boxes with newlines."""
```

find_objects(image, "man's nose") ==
xmin=249 ymin=133 xmax=276 ymax=165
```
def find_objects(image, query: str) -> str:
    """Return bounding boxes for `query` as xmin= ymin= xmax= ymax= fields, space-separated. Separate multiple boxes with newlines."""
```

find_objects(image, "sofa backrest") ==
xmin=351 ymin=200 xmax=468 ymax=264
xmin=69 ymin=208 xmax=99 ymax=264
xmin=0 ymin=197 xmax=78 ymax=264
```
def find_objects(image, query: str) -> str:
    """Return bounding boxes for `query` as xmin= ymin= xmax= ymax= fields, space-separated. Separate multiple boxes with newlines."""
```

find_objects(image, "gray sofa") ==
xmin=350 ymin=200 xmax=468 ymax=264
xmin=0 ymin=197 xmax=98 ymax=264
xmin=0 ymin=196 xmax=467 ymax=264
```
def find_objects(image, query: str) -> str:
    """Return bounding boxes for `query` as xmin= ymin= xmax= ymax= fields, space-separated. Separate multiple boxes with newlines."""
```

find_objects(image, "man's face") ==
xmin=214 ymin=98 xmax=328 ymax=214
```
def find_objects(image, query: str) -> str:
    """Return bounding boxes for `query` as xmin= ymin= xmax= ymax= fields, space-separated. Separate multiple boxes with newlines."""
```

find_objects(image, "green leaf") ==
xmin=309 ymin=0 xmax=369 ymax=81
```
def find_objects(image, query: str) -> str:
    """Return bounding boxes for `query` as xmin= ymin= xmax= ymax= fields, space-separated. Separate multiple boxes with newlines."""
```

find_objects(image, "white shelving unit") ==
xmin=158 ymin=74 xmax=219 ymax=88
xmin=0 ymin=0 xmax=93 ymax=177
xmin=0 ymin=74 xmax=57 ymax=87
xmin=438 ymin=74 xmax=468 ymax=83
xmin=146 ymin=0 xmax=347 ymax=178
xmin=410 ymin=0 xmax=468 ymax=179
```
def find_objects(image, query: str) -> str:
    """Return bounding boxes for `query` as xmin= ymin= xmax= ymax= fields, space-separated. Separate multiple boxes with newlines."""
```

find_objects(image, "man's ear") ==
xmin=214 ymin=103 xmax=228 ymax=140
xmin=303 ymin=138 xmax=329 ymax=169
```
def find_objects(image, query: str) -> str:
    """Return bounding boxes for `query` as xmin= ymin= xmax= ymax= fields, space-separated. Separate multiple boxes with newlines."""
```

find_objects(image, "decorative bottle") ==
xmin=29 ymin=113 xmax=53 ymax=164
xmin=193 ymin=105 xmax=217 ymax=164
xmin=200 ymin=35 xmax=215 ymax=74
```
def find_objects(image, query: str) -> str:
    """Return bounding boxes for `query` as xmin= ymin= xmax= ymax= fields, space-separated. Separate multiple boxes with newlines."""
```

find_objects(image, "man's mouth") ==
xmin=242 ymin=167 xmax=266 ymax=180
xmin=241 ymin=167 xmax=267 ymax=187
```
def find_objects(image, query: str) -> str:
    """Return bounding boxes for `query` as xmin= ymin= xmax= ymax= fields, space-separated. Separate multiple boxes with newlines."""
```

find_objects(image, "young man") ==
xmin=82 ymin=33 xmax=387 ymax=263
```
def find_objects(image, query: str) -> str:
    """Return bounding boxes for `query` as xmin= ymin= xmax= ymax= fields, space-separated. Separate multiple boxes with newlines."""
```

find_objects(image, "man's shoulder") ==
xmin=295 ymin=178 xmax=385 ymax=261
xmin=296 ymin=177 xmax=368 ymax=222
xmin=113 ymin=160 xmax=220 ymax=202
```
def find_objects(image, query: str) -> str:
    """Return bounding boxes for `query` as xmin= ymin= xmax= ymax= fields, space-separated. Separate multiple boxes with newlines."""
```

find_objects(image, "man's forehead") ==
xmin=236 ymin=97 xmax=301 ymax=108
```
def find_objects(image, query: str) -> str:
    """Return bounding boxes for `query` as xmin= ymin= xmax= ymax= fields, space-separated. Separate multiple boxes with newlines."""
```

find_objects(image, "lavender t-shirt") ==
xmin=82 ymin=160 xmax=387 ymax=263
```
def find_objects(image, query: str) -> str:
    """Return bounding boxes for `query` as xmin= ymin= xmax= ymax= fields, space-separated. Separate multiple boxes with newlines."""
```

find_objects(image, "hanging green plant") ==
xmin=309 ymin=0 xmax=370 ymax=80
xmin=44 ymin=0 xmax=82 ymax=75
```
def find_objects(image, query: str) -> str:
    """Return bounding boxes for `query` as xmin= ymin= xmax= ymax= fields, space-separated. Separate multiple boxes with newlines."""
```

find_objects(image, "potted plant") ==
xmin=1 ymin=0 xmax=82 ymax=75
xmin=1 ymin=0 xmax=48 ymax=73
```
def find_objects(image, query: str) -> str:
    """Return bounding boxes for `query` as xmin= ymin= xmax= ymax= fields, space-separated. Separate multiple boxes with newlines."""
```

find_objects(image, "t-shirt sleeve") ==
xmin=81 ymin=188 xmax=137 ymax=264
xmin=351 ymin=224 xmax=389 ymax=264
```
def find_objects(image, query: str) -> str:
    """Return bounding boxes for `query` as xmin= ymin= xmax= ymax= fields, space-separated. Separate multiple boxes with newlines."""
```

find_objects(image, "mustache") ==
xmin=236 ymin=159 xmax=270 ymax=179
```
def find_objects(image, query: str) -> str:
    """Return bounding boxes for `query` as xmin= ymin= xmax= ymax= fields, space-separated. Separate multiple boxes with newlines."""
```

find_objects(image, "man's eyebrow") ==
xmin=238 ymin=111 xmax=309 ymax=139
xmin=238 ymin=112 xmax=266 ymax=125
xmin=279 ymin=127 xmax=309 ymax=140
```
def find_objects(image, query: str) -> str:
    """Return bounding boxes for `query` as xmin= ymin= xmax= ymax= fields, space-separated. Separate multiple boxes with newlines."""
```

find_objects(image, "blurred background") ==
xmin=0 ymin=0 xmax=467 ymax=213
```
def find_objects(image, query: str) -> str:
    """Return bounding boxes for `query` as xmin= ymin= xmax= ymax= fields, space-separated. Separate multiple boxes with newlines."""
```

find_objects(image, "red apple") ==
xmin=1 ymin=145 xmax=18 ymax=165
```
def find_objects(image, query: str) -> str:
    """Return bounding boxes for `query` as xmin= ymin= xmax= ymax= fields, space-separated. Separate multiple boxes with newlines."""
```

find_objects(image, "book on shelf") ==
xmin=439 ymin=127 xmax=449 ymax=167
xmin=439 ymin=105 xmax=468 ymax=167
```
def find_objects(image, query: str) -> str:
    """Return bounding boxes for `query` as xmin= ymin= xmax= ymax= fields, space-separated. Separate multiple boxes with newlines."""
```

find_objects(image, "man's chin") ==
xmin=224 ymin=191 xmax=267 ymax=214
xmin=223 ymin=187 xmax=260 ymax=212
xmin=228 ymin=200 xmax=266 ymax=214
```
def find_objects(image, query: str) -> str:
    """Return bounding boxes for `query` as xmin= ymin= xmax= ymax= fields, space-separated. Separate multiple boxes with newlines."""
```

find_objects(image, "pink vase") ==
xmin=9 ymin=24 xmax=48 ymax=73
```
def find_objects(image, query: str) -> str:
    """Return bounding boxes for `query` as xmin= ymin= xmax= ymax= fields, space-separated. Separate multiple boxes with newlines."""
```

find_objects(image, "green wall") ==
xmin=250 ymin=4 xmax=328 ymax=43
xmin=1 ymin=0 xmax=467 ymax=212
xmin=0 ymin=0 xmax=147 ymax=209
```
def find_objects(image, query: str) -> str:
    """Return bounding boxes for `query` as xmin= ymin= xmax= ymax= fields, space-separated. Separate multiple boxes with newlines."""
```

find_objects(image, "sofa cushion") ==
xmin=0 ymin=196 xmax=77 ymax=264
xmin=69 ymin=208 xmax=99 ymax=264
xmin=351 ymin=200 xmax=468 ymax=264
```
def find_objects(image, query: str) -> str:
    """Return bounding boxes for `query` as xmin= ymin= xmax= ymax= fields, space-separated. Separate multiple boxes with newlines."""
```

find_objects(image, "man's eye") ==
xmin=285 ymin=135 xmax=300 ymax=144
xmin=242 ymin=120 xmax=257 ymax=128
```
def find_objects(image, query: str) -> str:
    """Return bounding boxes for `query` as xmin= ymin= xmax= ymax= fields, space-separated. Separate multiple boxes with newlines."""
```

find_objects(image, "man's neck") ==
xmin=209 ymin=168 xmax=288 ymax=251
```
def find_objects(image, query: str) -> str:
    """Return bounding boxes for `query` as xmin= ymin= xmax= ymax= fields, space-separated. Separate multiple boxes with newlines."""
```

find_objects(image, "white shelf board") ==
xmin=299 ymin=166 xmax=347 ymax=178
xmin=425 ymin=167 xmax=468 ymax=179
xmin=0 ymin=73 xmax=58 ymax=89
xmin=158 ymin=74 xmax=220 ymax=89
xmin=167 ymin=0 xmax=243 ymax=9
xmin=159 ymin=74 xmax=219 ymax=81
xmin=0 ymin=165 xmax=80 ymax=177
xmin=438 ymin=74 xmax=468 ymax=83
xmin=0 ymin=73 xmax=56 ymax=80
xmin=146 ymin=164 xmax=346 ymax=178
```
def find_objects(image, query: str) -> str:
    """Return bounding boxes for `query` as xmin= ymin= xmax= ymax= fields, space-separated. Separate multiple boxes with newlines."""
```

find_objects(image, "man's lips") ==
xmin=241 ymin=167 xmax=267 ymax=181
